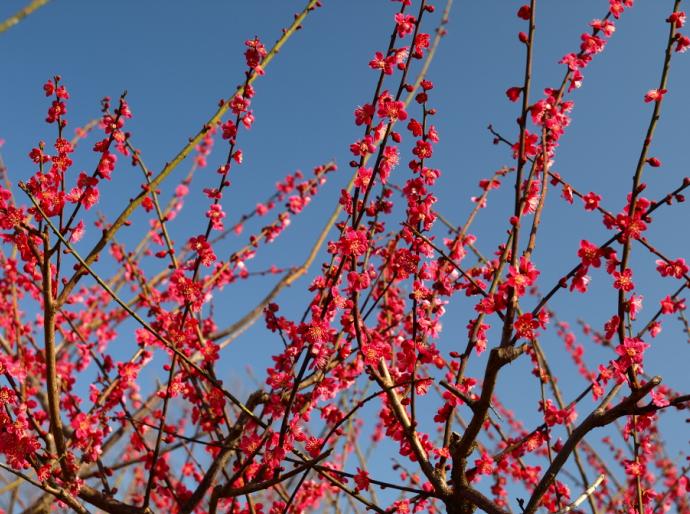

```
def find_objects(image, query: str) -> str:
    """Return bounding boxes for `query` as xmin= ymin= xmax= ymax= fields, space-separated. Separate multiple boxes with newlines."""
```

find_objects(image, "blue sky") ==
xmin=1 ymin=0 xmax=689 ymax=509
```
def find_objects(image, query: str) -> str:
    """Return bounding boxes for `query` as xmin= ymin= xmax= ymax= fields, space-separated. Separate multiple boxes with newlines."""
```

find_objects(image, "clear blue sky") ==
xmin=1 ymin=0 xmax=688 ymax=508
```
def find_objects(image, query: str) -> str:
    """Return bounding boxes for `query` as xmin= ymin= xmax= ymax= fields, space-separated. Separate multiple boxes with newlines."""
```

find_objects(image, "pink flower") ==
xmin=169 ymin=270 xmax=204 ymax=311
xmin=514 ymin=312 xmax=540 ymax=340
xmin=578 ymin=240 xmax=602 ymax=268
xmin=559 ymin=53 xmax=588 ymax=72
xmin=651 ymin=388 xmax=670 ymax=407
xmin=379 ymin=146 xmax=399 ymax=182
xmin=241 ymin=113 xmax=254 ymax=130
xmin=244 ymin=37 xmax=267 ymax=74
xmin=570 ymin=269 xmax=591 ymax=293
xmin=43 ymin=80 xmax=55 ymax=96
xmin=604 ymin=315 xmax=620 ymax=340
xmin=71 ymin=220 xmax=85 ymax=242
xmin=0 ymin=387 xmax=17 ymax=406
xmin=229 ymin=94 xmax=250 ymax=114
xmin=609 ymin=0 xmax=632 ymax=19
xmin=350 ymin=136 xmax=376 ymax=157
xmin=583 ymin=191 xmax=601 ymax=211
xmin=206 ymin=204 xmax=226 ymax=231
xmin=413 ymin=33 xmax=431 ymax=57
xmin=507 ymin=256 xmax=540 ymax=296
xmin=667 ymin=11 xmax=686 ymax=28
xmin=188 ymin=236 xmax=216 ymax=267
xmin=540 ymin=399 xmax=576 ymax=426
xmin=591 ymin=19 xmax=616 ymax=37
xmin=624 ymin=459 xmax=644 ymax=478
xmin=221 ymin=120 xmax=237 ymax=140
xmin=656 ymin=258 xmax=688 ymax=278
xmin=354 ymin=104 xmax=374 ymax=126
xmin=644 ymin=88 xmax=667 ymax=103
xmin=305 ymin=436 xmax=323 ymax=458
xmin=413 ymin=140 xmax=433 ymax=159
xmin=474 ymin=451 xmax=494 ymax=475
xmin=336 ymin=227 xmax=369 ymax=257
xmin=407 ymin=119 xmax=423 ymax=137
xmin=394 ymin=13 xmax=416 ymax=38
xmin=512 ymin=130 xmax=539 ymax=158
xmin=613 ymin=268 xmax=634 ymax=292
xmin=616 ymin=213 xmax=647 ymax=241
xmin=303 ymin=318 xmax=332 ymax=344
xmin=354 ymin=468 xmax=370 ymax=491
xmin=660 ymin=295 xmax=684 ymax=314
xmin=649 ymin=321 xmax=662 ymax=338
xmin=354 ymin=167 xmax=373 ymax=189
xmin=561 ymin=184 xmax=574 ymax=204
xmin=369 ymin=52 xmax=394 ymax=75
xmin=615 ymin=337 xmax=649 ymax=369
xmin=627 ymin=294 xmax=643 ymax=320
xmin=580 ymin=33 xmax=606 ymax=55
xmin=377 ymin=99 xmax=408 ymax=121
xmin=675 ymin=34 xmax=690 ymax=53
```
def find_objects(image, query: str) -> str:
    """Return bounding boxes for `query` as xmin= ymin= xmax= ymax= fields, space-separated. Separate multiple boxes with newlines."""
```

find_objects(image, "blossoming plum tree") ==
xmin=0 ymin=1 xmax=688 ymax=514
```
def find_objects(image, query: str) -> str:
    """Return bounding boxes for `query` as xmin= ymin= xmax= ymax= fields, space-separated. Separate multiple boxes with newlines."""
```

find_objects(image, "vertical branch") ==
xmin=523 ymin=126 xmax=550 ymax=261
xmin=614 ymin=6 xmax=681 ymax=513
xmin=40 ymin=229 xmax=68 ymax=472
xmin=502 ymin=0 xmax=537 ymax=345
xmin=617 ymin=0 xmax=681 ymax=348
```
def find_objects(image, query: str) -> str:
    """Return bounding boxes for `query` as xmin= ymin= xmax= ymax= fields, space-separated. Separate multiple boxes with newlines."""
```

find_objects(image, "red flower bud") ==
xmin=517 ymin=5 xmax=531 ymax=20
xmin=506 ymin=87 xmax=522 ymax=102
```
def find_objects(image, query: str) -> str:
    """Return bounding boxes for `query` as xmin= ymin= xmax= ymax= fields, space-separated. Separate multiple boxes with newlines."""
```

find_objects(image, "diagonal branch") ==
xmin=0 ymin=0 xmax=51 ymax=34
